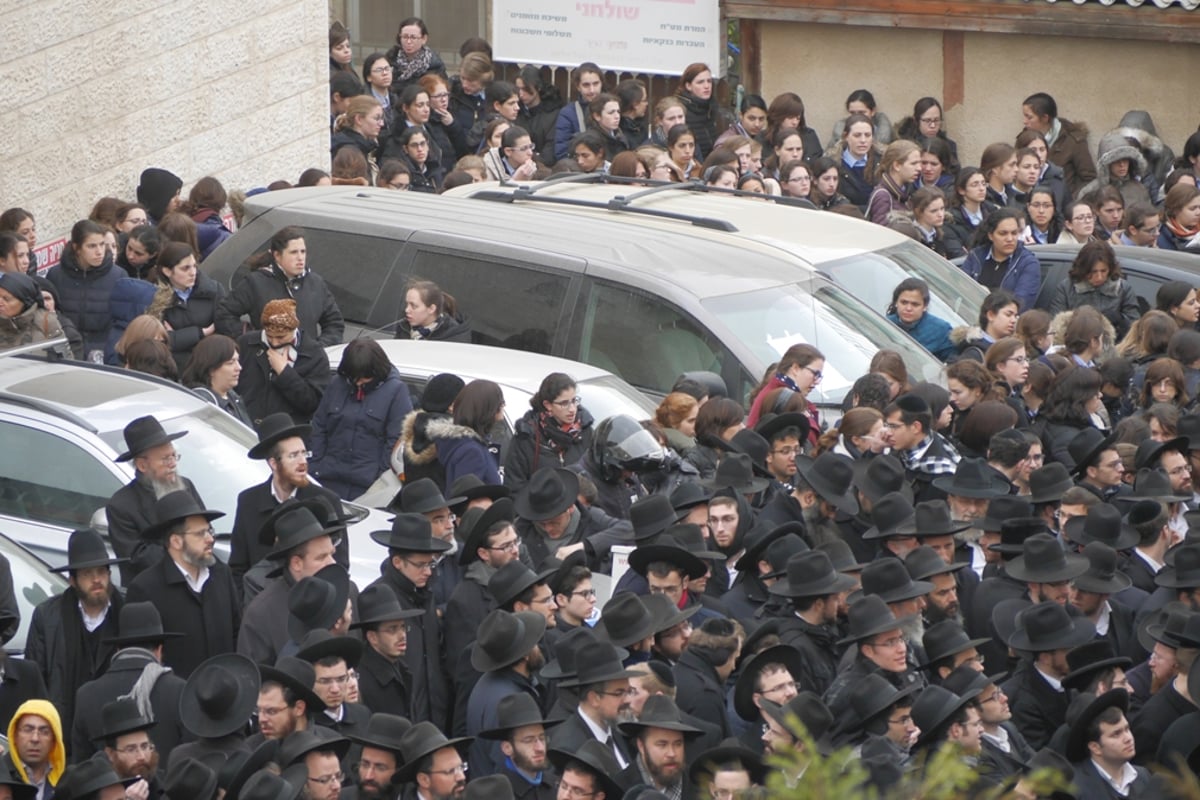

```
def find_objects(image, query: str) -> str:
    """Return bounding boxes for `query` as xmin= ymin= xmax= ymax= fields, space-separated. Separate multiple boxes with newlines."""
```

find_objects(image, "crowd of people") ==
xmin=2 ymin=12 xmax=1200 ymax=800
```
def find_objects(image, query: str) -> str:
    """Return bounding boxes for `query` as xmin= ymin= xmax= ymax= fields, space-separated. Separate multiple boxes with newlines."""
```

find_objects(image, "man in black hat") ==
xmin=627 ymin=535 xmax=714 ymax=629
xmin=391 ymin=477 xmax=468 ymax=614
xmin=279 ymin=728 xmax=351 ymax=800
xmin=345 ymin=713 xmax=411 ymax=800
xmin=367 ymin=513 xmax=453 ymax=731
xmin=71 ymin=602 xmax=188 ymax=763
xmin=731 ymin=645 xmax=802 ymax=756
xmin=785 ymin=452 xmax=860 ymax=551
xmin=254 ymin=656 xmax=323 ymax=743
xmin=823 ymin=595 xmax=922 ymax=721
xmin=515 ymin=468 xmax=632 ymax=572
xmin=645 ymin=594 xmax=693 ymax=667
xmin=838 ymin=674 xmax=918 ymax=770
xmin=26 ymin=529 xmax=125 ymax=738
xmin=395 ymin=721 xmax=472 ymax=800
xmin=238 ymin=501 xmax=343 ymax=666
xmin=1128 ymin=609 xmax=1200 ymax=765
xmin=105 ymin=414 xmax=204 ymax=583
xmin=1068 ymin=542 xmax=1138 ymax=660
xmin=351 ymin=585 xmax=424 ymax=719
xmin=1125 ymin=500 xmax=1173 ymax=595
xmin=548 ymin=741 xmax=624 ymax=800
xmin=942 ymin=665 xmax=1032 ymax=786
xmin=933 ymin=458 xmax=1011 ymax=531
xmin=548 ymin=640 xmax=637 ymax=767
xmin=447 ymin=499 xmax=522 ymax=666
xmin=616 ymin=695 xmax=702 ymax=800
xmin=1066 ymin=690 xmax=1151 ymax=798
xmin=720 ymin=525 xmax=808 ymax=625
xmin=125 ymin=491 xmax=240 ymax=678
xmin=857 ymin=557 xmax=935 ymax=669
xmin=966 ymin=518 xmax=1050 ymax=673
xmin=1070 ymin=428 xmax=1125 ymax=502
xmin=169 ymin=653 xmax=260 ymax=768
xmin=758 ymin=693 xmax=834 ymax=785
xmin=842 ymin=455 xmax=912 ymax=564
xmin=909 ymin=684 xmax=983 ymax=769
xmin=881 ymin=394 xmax=961 ymax=503
xmin=293 ymin=630 xmax=371 ymax=746
xmin=228 ymin=413 xmax=346 ymax=592
xmin=97 ymin=698 xmax=161 ymax=798
xmin=755 ymin=413 xmax=808 ymax=488
xmin=905 ymin=546 xmax=966 ymax=628
xmin=672 ymin=618 xmax=740 ymax=741
xmin=478 ymin=694 xmax=559 ymax=800
xmin=687 ymin=739 xmax=767 ymax=800
xmin=466 ymin=610 xmax=548 ymax=776
xmin=920 ymin=620 xmax=990 ymax=685
xmin=613 ymin=496 xmax=694 ymax=598
xmin=54 ymin=758 xmax=136 ymax=800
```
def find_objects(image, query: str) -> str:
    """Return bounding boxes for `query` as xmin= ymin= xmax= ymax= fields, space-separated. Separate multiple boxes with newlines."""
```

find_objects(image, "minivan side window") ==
xmin=406 ymin=251 xmax=571 ymax=353
xmin=576 ymin=281 xmax=730 ymax=395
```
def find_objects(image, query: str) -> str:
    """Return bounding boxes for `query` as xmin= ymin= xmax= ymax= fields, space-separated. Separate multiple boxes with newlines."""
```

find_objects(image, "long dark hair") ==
xmin=337 ymin=339 xmax=392 ymax=383
xmin=182 ymin=335 xmax=238 ymax=389
xmin=1040 ymin=366 xmax=1102 ymax=424
xmin=453 ymin=380 xmax=505 ymax=436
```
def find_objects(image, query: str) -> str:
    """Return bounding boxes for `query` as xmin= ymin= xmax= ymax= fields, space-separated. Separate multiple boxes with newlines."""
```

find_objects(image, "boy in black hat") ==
xmin=445 ymin=498 xmax=520 ymax=668
xmin=616 ymin=695 xmax=702 ymax=799
xmin=351 ymin=586 xmax=424 ymax=720
xmin=478 ymin=694 xmax=559 ymax=800
xmin=766 ymin=551 xmax=857 ymax=696
xmin=1066 ymin=690 xmax=1151 ymax=798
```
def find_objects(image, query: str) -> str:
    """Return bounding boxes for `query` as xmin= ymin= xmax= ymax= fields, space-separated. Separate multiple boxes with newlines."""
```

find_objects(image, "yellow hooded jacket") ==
xmin=6 ymin=699 xmax=66 ymax=787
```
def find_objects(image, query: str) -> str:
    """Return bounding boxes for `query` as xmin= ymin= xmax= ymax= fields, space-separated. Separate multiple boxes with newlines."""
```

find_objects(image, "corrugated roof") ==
xmin=1034 ymin=0 xmax=1198 ymax=8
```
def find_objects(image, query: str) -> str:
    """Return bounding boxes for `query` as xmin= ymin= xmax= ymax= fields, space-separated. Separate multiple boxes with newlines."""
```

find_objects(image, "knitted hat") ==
xmin=422 ymin=373 xmax=465 ymax=413
xmin=136 ymin=167 xmax=183 ymax=221
xmin=261 ymin=299 xmax=299 ymax=333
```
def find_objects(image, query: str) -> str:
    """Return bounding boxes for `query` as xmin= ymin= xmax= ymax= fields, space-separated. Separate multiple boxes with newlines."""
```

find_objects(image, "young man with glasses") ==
xmin=553 ymin=563 xmax=596 ymax=632
xmin=446 ymin=499 xmax=524 ymax=663
xmin=881 ymin=395 xmax=960 ymax=504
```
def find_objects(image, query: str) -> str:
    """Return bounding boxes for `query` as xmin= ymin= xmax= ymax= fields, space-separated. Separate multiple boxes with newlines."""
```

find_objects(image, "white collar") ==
xmin=1034 ymin=665 xmax=1064 ymax=692
xmin=1134 ymin=549 xmax=1165 ymax=573
xmin=1094 ymin=601 xmax=1112 ymax=636
xmin=1090 ymin=758 xmax=1138 ymax=795
xmin=77 ymin=600 xmax=110 ymax=633
xmin=173 ymin=558 xmax=210 ymax=593
xmin=981 ymin=724 xmax=1010 ymax=753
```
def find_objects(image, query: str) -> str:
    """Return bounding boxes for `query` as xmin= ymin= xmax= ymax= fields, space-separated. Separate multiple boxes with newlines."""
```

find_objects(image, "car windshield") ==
xmin=818 ymin=240 xmax=987 ymax=326
xmin=701 ymin=279 xmax=945 ymax=405
xmin=577 ymin=375 xmax=658 ymax=421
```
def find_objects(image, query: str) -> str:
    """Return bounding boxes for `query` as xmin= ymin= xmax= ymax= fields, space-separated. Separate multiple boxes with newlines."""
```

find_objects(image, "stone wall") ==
xmin=0 ymin=0 xmax=330 ymax=261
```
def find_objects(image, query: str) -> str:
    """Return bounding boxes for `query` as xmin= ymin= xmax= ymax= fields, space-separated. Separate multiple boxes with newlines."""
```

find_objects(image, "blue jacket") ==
xmin=887 ymin=310 xmax=957 ymax=361
xmin=104 ymin=277 xmax=156 ymax=364
xmin=427 ymin=417 xmax=502 ymax=488
xmin=193 ymin=211 xmax=232 ymax=261
xmin=46 ymin=248 xmax=122 ymax=358
xmin=310 ymin=367 xmax=414 ymax=500
xmin=1158 ymin=225 xmax=1199 ymax=253
xmin=959 ymin=243 xmax=1042 ymax=311
xmin=553 ymin=100 xmax=588 ymax=161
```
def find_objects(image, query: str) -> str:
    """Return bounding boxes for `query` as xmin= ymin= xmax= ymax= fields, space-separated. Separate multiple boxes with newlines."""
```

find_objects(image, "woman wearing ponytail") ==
xmin=503 ymin=372 xmax=595 ymax=492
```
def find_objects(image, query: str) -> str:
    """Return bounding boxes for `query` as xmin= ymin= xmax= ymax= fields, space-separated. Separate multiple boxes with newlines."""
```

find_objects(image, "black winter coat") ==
xmin=1000 ymin=660 xmax=1068 ymax=751
xmin=773 ymin=615 xmax=843 ymax=696
xmin=215 ymin=263 xmax=344 ymax=347
xmin=311 ymin=369 xmax=412 ymax=500
xmin=672 ymin=649 xmax=731 ymax=739
xmin=356 ymin=642 xmax=413 ymax=719
xmin=234 ymin=330 xmax=331 ymax=427
xmin=399 ymin=410 xmax=450 ymax=489
xmin=124 ymin=554 xmax=241 ymax=678
xmin=444 ymin=564 xmax=495 ymax=673
xmin=105 ymin=477 xmax=204 ymax=585
xmin=237 ymin=575 xmax=292 ymax=666
xmin=503 ymin=408 xmax=594 ymax=493
xmin=448 ymin=78 xmax=487 ymax=152
xmin=45 ymin=248 xmax=122 ymax=358
xmin=393 ymin=312 xmax=471 ymax=342
xmin=154 ymin=273 xmax=226 ymax=372
xmin=1037 ymin=417 xmax=1093 ymax=471
xmin=0 ymin=656 xmax=48 ymax=748
xmin=516 ymin=505 xmax=633 ymax=574
xmin=228 ymin=479 xmax=346 ymax=584
xmin=427 ymin=114 xmax=468 ymax=172
xmin=1047 ymin=278 xmax=1140 ymax=342
xmin=676 ymin=91 xmax=724 ymax=162
xmin=519 ymin=100 xmax=564 ymax=163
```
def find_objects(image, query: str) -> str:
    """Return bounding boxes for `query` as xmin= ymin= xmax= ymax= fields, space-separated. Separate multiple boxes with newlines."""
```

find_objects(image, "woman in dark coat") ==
xmin=1047 ymin=240 xmax=1140 ymax=341
xmin=1035 ymin=366 xmax=1105 ymax=470
xmin=181 ymin=334 xmax=253 ymax=428
xmin=429 ymin=379 xmax=505 ymax=488
xmin=310 ymin=339 xmax=414 ymax=500
xmin=1021 ymin=92 xmax=1096 ymax=199
xmin=503 ymin=372 xmax=595 ymax=493
xmin=147 ymin=241 xmax=226 ymax=372
xmin=675 ymin=63 xmax=724 ymax=161
xmin=385 ymin=17 xmax=448 ymax=96
xmin=395 ymin=280 xmax=470 ymax=342
xmin=45 ymin=219 xmax=122 ymax=361
xmin=829 ymin=113 xmax=879 ymax=209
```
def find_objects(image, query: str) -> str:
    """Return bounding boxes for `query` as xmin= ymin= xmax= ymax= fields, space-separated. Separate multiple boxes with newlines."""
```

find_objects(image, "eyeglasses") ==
xmin=887 ymin=714 xmax=914 ymax=726
xmin=979 ymin=688 xmax=1005 ymax=704
xmin=401 ymin=557 xmax=436 ymax=572
xmin=316 ymin=673 xmax=350 ymax=687
xmin=309 ymin=772 xmax=345 ymax=786
xmin=883 ymin=421 xmax=907 ymax=431
xmin=1005 ymin=356 xmax=1029 ymax=365
xmin=868 ymin=636 xmax=906 ymax=650
xmin=509 ymin=144 xmax=536 ymax=153
xmin=1071 ymin=213 xmax=1095 ymax=222
xmin=16 ymin=724 xmax=51 ymax=738
xmin=1140 ymin=225 xmax=1162 ymax=235
xmin=149 ymin=451 xmax=181 ymax=466
xmin=255 ymin=705 xmax=288 ymax=718
xmin=183 ymin=526 xmax=215 ymax=538
xmin=597 ymin=688 xmax=637 ymax=699
xmin=371 ymin=65 xmax=393 ymax=74
xmin=569 ymin=588 xmax=597 ymax=598
xmin=115 ymin=742 xmax=156 ymax=755
xmin=487 ymin=538 xmax=520 ymax=553
xmin=771 ymin=446 xmax=801 ymax=457
xmin=431 ymin=92 xmax=450 ymax=100
xmin=400 ymin=34 xmax=424 ymax=40
xmin=758 ymin=679 xmax=797 ymax=696
xmin=552 ymin=396 xmax=583 ymax=408
xmin=802 ymin=365 xmax=823 ymax=381
xmin=279 ymin=449 xmax=311 ymax=463
xmin=425 ymin=763 xmax=468 ymax=777
xmin=389 ymin=181 xmax=410 ymax=190
xmin=919 ymin=116 xmax=942 ymax=125
xmin=559 ymin=783 xmax=597 ymax=799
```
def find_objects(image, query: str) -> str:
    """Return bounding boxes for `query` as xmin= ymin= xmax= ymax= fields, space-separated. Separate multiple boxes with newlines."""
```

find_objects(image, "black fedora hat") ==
xmin=754 ymin=411 xmax=810 ymax=446
xmin=56 ymin=760 xmax=138 ymax=799
xmin=669 ymin=481 xmax=712 ymax=518
xmin=224 ymin=740 xmax=280 ymax=800
xmin=700 ymin=453 xmax=770 ymax=495
xmin=246 ymin=413 xmax=311 ymax=460
xmin=838 ymin=594 xmax=914 ymax=646
xmin=560 ymin=639 xmax=639 ymax=688
xmin=919 ymin=621 xmax=990 ymax=668
xmin=393 ymin=477 xmax=466 ymax=516
xmin=1179 ymin=413 xmax=1200 ymax=452
xmin=991 ymin=598 xmax=1032 ymax=647
xmin=295 ymin=629 xmax=363 ymax=669
xmin=540 ymin=627 xmax=628 ymax=682
xmin=932 ymin=458 xmax=1011 ymax=499
xmin=51 ymin=528 xmax=128 ymax=573
xmin=669 ymin=523 xmax=726 ymax=562
xmin=795 ymin=452 xmax=859 ymax=515
xmin=628 ymin=536 xmax=707 ymax=581
xmin=257 ymin=656 xmax=324 ymax=712
xmin=105 ymin=601 xmax=183 ymax=646
xmin=630 ymin=494 xmax=679 ymax=542
xmin=257 ymin=495 xmax=346 ymax=549
xmin=369 ymin=512 xmax=451 ymax=553
xmin=1144 ymin=603 xmax=1194 ymax=650
xmin=464 ymin=775 xmax=513 ymax=800
xmin=347 ymin=713 xmax=412 ymax=754
xmin=238 ymin=769 xmax=303 ymax=800
xmin=989 ymin=517 xmax=1050 ymax=556
xmin=1007 ymin=601 xmax=1095 ymax=652
xmin=460 ymin=497 xmax=516 ymax=566
xmin=1062 ymin=640 xmax=1132 ymax=693
xmin=852 ymin=454 xmax=912 ymax=504
xmin=894 ymin=500 xmax=969 ymax=537
xmin=546 ymin=550 xmax=588 ymax=596
xmin=912 ymin=684 xmax=981 ymax=749
xmin=735 ymin=522 xmax=803 ymax=572
xmin=1063 ymin=504 xmax=1139 ymax=551
xmin=265 ymin=502 xmax=344 ymax=560
xmin=180 ymin=653 xmax=261 ymax=739
xmin=446 ymin=474 xmax=510 ymax=515
xmin=279 ymin=727 xmax=351 ymax=767
xmin=861 ymin=492 xmax=916 ymax=541
xmin=1073 ymin=542 xmax=1132 ymax=595
xmin=618 ymin=695 xmax=703 ymax=738
xmin=1155 ymin=542 xmax=1200 ymax=589
xmin=712 ymin=429 xmax=774 ymax=479
xmin=141 ymin=490 xmax=225 ymax=542
xmin=940 ymin=664 xmax=1008 ymax=702
xmin=904 ymin=545 xmax=965 ymax=581
xmin=287 ymin=564 xmax=351 ymax=643
xmin=816 ymin=539 xmax=868 ymax=573
xmin=349 ymin=584 xmax=424 ymax=630
xmin=762 ymin=535 xmax=812 ymax=579
xmin=768 ymin=551 xmax=856 ymax=599
xmin=489 ymin=561 xmax=557 ymax=609
xmin=643 ymin=593 xmax=693 ymax=636
xmin=0 ymin=762 xmax=35 ymax=800
xmin=842 ymin=672 xmax=918 ymax=730
xmin=858 ymin=557 xmax=934 ymax=604
xmin=514 ymin=468 xmax=579 ymax=522
xmin=760 ymin=693 xmax=835 ymax=756
xmin=479 ymin=692 xmax=562 ymax=740
xmin=1065 ymin=689 xmax=1129 ymax=762
xmin=732 ymin=644 xmax=805 ymax=721
xmin=548 ymin=740 xmax=627 ymax=799
xmin=1135 ymin=436 xmax=1189 ymax=472
xmin=1005 ymin=533 xmax=1089 ymax=583
xmin=164 ymin=757 xmax=218 ymax=800
xmin=1027 ymin=463 xmax=1076 ymax=505
xmin=395 ymin=722 xmax=473 ymax=782
xmin=95 ymin=696 xmax=155 ymax=742
xmin=471 ymin=610 xmax=547 ymax=673
xmin=596 ymin=592 xmax=657 ymax=648
xmin=1121 ymin=467 xmax=1191 ymax=504
xmin=116 ymin=415 xmax=187 ymax=462
xmin=977 ymin=496 xmax=1034 ymax=532
xmin=688 ymin=739 xmax=769 ymax=787
xmin=1067 ymin=428 xmax=1116 ymax=476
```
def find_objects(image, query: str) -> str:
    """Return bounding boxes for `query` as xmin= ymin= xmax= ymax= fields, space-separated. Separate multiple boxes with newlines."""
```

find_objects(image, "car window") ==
xmin=576 ymin=281 xmax=733 ymax=396
xmin=0 ymin=421 xmax=124 ymax=530
xmin=406 ymin=251 xmax=571 ymax=353
xmin=3 ymin=535 xmax=66 ymax=655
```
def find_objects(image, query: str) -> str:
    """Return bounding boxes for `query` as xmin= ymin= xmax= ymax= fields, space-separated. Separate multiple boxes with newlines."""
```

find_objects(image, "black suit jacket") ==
xmin=1069 ymin=758 xmax=1152 ymax=799
xmin=0 ymin=656 xmax=48 ymax=741
xmin=1001 ymin=660 xmax=1068 ymax=752
xmin=105 ymin=477 xmax=202 ymax=584
xmin=548 ymin=709 xmax=631 ymax=767
xmin=673 ymin=650 xmax=731 ymax=739
xmin=1124 ymin=552 xmax=1159 ymax=596
xmin=228 ymin=478 xmax=348 ymax=584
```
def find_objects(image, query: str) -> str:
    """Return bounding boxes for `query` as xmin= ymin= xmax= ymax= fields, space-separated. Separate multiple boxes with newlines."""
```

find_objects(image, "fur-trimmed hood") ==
xmin=949 ymin=325 xmax=985 ymax=346
xmin=400 ymin=409 xmax=451 ymax=466
xmin=1048 ymin=308 xmax=1119 ymax=357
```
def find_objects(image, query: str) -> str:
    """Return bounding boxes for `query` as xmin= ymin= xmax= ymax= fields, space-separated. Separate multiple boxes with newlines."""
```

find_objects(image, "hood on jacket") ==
xmin=1048 ymin=308 xmax=1118 ymax=356
xmin=1094 ymin=129 xmax=1151 ymax=176
xmin=58 ymin=246 xmax=116 ymax=280
xmin=425 ymin=416 xmax=484 ymax=443
xmin=1118 ymin=110 xmax=1162 ymax=140
xmin=949 ymin=325 xmax=985 ymax=347
xmin=7 ymin=699 xmax=66 ymax=786
xmin=401 ymin=409 xmax=448 ymax=467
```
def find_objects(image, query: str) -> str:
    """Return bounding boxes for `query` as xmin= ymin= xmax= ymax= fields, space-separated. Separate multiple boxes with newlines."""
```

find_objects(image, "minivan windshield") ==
xmin=701 ymin=280 xmax=945 ymax=406
xmin=817 ymin=240 xmax=988 ymax=326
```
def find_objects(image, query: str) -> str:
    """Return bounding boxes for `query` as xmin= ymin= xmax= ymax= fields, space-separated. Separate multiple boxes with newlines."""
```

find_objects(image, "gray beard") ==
xmin=182 ymin=550 xmax=216 ymax=569
xmin=956 ymin=527 xmax=982 ymax=545
xmin=140 ymin=473 xmax=186 ymax=499
xmin=901 ymin=615 xmax=925 ymax=644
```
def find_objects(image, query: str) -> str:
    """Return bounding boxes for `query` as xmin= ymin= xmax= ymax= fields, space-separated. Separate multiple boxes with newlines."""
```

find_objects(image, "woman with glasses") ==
xmin=310 ymin=338 xmax=413 ymax=500
xmin=944 ymin=168 xmax=998 ymax=259
xmin=1019 ymin=186 xmax=1063 ymax=246
xmin=362 ymin=52 xmax=396 ymax=134
xmin=1059 ymin=200 xmax=1097 ymax=244
xmin=745 ymin=343 xmax=825 ymax=450
xmin=392 ymin=127 xmax=442 ymax=193
xmin=817 ymin=406 xmax=886 ymax=460
xmin=984 ymin=337 xmax=1032 ymax=425
xmin=483 ymin=125 xmax=541 ymax=182
xmin=385 ymin=17 xmax=448 ymax=96
xmin=896 ymin=97 xmax=960 ymax=172
xmin=1137 ymin=358 xmax=1190 ymax=412
xmin=637 ymin=145 xmax=684 ymax=183
xmin=1047 ymin=240 xmax=1140 ymax=340
xmin=504 ymin=372 xmax=594 ymax=492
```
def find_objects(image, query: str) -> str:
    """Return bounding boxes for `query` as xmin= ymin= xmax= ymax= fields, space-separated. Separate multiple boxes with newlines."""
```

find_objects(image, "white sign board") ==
xmin=492 ymin=0 xmax=722 ymax=77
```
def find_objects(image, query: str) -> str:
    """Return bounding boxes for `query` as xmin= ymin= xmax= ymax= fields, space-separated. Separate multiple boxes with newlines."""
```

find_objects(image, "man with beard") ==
xmin=106 ymin=415 xmax=204 ymax=583
xmin=548 ymin=640 xmax=637 ymax=767
xmin=616 ymin=696 xmax=701 ymax=800
xmin=823 ymin=595 xmax=923 ymax=721
xmin=479 ymin=693 xmax=558 ymax=800
xmin=352 ymin=586 xmax=424 ymax=719
xmin=395 ymin=723 xmax=471 ymax=800
xmin=126 ymin=491 xmax=241 ymax=677
xmin=789 ymin=452 xmax=859 ymax=551
xmin=228 ymin=413 xmax=347 ymax=597
xmin=856 ymin=557 xmax=934 ymax=668
xmin=447 ymin=499 xmax=522 ymax=667
xmin=26 ymin=529 xmax=125 ymax=740
xmin=98 ymin=698 xmax=161 ymax=799
xmin=974 ymin=496 xmax=1035 ymax=579
xmin=904 ymin=546 xmax=965 ymax=627
xmin=929 ymin=466 xmax=1004 ymax=610
xmin=942 ymin=666 xmax=1033 ymax=787
xmin=254 ymin=657 xmax=322 ymax=743
xmin=394 ymin=477 xmax=471 ymax=617
xmin=466 ymin=610 xmax=547 ymax=776
xmin=1068 ymin=542 xmax=1138 ymax=660
xmin=768 ymin=551 xmax=857 ymax=696
xmin=671 ymin=619 xmax=740 ymax=740
xmin=345 ymin=714 xmax=410 ymax=800
xmin=920 ymin=621 xmax=989 ymax=685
